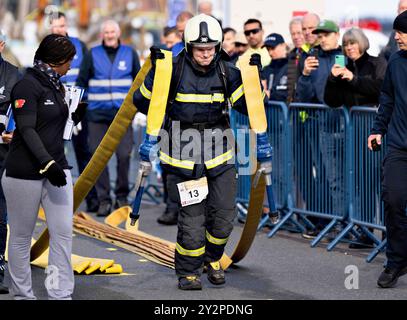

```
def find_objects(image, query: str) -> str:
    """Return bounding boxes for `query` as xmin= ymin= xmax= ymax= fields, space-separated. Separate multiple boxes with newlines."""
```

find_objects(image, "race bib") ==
xmin=177 ymin=177 xmax=209 ymax=207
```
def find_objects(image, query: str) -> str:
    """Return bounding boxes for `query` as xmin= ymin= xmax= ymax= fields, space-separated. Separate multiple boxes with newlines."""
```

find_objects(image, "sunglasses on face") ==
xmin=244 ymin=28 xmax=261 ymax=36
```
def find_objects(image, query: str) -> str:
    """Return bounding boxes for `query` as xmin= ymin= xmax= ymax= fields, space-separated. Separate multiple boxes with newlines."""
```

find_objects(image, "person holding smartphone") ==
xmin=296 ymin=20 xmax=342 ymax=104
xmin=324 ymin=28 xmax=387 ymax=109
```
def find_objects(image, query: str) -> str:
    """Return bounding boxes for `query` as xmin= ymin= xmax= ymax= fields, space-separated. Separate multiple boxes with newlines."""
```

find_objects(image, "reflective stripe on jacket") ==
xmin=60 ymin=37 xmax=84 ymax=86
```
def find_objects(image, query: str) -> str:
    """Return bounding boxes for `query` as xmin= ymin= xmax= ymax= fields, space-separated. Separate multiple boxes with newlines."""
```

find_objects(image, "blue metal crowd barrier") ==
xmin=327 ymin=107 xmax=387 ymax=262
xmin=230 ymin=108 xmax=252 ymax=213
xmin=267 ymin=103 xmax=351 ymax=247
xmin=230 ymin=102 xmax=303 ymax=229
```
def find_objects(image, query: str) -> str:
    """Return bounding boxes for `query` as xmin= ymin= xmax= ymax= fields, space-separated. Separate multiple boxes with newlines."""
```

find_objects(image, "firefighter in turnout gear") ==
xmin=133 ymin=14 xmax=271 ymax=290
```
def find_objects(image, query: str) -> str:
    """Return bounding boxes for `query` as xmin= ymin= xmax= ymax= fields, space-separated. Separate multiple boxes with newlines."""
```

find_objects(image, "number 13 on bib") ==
xmin=177 ymin=177 xmax=209 ymax=207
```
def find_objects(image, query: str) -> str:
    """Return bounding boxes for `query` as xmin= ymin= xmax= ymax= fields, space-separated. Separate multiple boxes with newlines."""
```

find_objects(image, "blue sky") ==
xmin=325 ymin=0 xmax=399 ymax=19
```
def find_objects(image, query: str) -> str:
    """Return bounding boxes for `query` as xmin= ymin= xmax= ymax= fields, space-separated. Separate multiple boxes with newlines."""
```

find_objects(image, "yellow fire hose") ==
xmin=28 ymin=50 xmax=267 ymax=274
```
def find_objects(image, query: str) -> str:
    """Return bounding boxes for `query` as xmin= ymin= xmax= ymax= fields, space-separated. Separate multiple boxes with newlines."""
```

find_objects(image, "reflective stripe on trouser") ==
xmin=168 ymin=167 xmax=237 ymax=277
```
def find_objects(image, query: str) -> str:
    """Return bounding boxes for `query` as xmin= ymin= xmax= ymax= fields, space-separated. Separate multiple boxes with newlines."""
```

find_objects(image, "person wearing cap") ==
xmin=261 ymin=33 xmax=288 ymax=102
xmin=242 ymin=18 xmax=271 ymax=69
xmin=368 ymin=10 xmax=407 ymax=289
xmin=133 ymin=14 xmax=268 ymax=290
xmin=295 ymin=20 xmax=343 ymax=240
xmin=296 ymin=19 xmax=342 ymax=104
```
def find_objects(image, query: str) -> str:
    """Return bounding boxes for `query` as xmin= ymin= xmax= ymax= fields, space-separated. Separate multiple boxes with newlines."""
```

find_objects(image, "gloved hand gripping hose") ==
xmin=254 ymin=132 xmax=280 ymax=224
xmin=130 ymin=134 xmax=158 ymax=225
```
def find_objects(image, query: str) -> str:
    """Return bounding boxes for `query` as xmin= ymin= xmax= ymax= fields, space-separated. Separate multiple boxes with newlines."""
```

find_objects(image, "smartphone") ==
xmin=335 ymin=54 xmax=346 ymax=68
xmin=371 ymin=138 xmax=381 ymax=152
xmin=311 ymin=48 xmax=319 ymax=59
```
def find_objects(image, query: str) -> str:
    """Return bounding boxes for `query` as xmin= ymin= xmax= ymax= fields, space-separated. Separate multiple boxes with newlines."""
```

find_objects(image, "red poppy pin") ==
xmin=14 ymin=99 xmax=26 ymax=109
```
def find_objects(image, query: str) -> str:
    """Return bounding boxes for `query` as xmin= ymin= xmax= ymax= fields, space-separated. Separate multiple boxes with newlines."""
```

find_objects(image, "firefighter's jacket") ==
xmin=133 ymin=51 xmax=249 ymax=179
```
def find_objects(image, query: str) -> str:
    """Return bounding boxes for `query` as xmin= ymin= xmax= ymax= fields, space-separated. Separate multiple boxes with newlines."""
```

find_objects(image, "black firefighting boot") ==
xmin=206 ymin=261 xmax=225 ymax=285
xmin=178 ymin=275 xmax=202 ymax=290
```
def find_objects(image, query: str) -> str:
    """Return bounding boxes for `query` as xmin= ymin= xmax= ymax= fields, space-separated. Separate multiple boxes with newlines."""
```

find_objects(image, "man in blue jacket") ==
xmin=369 ymin=10 xmax=407 ymax=289
xmin=77 ymin=20 xmax=141 ymax=217
xmin=50 ymin=11 xmax=99 ymax=213
xmin=295 ymin=20 xmax=343 ymax=239
xmin=261 ymin=33 xmax=288 ymax=102
xmin=296 ymin=20 xmax=342 ymax=104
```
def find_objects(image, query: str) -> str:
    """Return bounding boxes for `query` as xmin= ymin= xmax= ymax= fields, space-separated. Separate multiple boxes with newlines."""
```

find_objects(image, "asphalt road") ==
xmin=1 ymin=141 xmax=407 ymax=301
xmin=1 ymin=200 xmax=407 ymax=301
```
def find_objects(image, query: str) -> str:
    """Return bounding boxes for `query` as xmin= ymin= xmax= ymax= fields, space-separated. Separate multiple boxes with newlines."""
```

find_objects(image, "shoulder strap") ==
xmin=218 ymin=59 xmax=232 ymax=110
xmin=168 ymin=52 xmax=185 ymax=108
xmin=163 ymin=51 xmax=185 ymax=128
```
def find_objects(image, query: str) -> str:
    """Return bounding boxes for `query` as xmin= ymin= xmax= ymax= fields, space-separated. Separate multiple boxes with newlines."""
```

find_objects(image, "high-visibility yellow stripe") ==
xmin=205 ymin=149 xmax=234 ymax=169
xmin=140 ymin=82 xmax=152 ymax=100
xmin=231 ymin=84 xmax=244 ymax=105
xmin=206 ymin=231 xmax=229 ymax=246
xmin=238 ymin=55 xmax=267 ymax=133
xmin=176 ymin=243 xmax=205 ymax=257
xmin=159 ymin=152 xmax=195 ymax=170
xmin=146 ymin=50 xmax=173 ymax=136
xmin=175 ymin=92 xmax=225 ymax=103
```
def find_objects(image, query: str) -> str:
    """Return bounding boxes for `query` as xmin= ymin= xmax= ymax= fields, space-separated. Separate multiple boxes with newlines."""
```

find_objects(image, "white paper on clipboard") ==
xmin=63 ymin=85 xmax=85 ymax=140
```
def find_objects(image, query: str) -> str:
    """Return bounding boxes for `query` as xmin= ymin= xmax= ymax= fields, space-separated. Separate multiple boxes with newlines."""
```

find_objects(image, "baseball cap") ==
xmin=234 ymin=32 xmax=248 ymax=45
xmin=312 ymin=20 xmax=339 ymax=34
xmin=263 ymin=33 xmax=285 ymax=48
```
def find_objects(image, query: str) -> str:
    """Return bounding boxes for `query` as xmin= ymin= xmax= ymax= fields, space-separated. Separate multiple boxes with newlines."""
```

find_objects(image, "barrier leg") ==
xmin=257 ymin=215 xmax=271 ymax=231
xmin=366 ymin=238 xmax=387 ymax=263
xmin=289 ymin=215 xmax=306 ymax=233
xmin=311 ymin=219 xmax=337 ymax=247
xmin=359 ymin=225 xmax=381 ymax=245
xmin=327 ymin=222 xmax=354 ymax=251
xmin=298 ymin=215 xmax=315 ymax=230
xmin=267 ymin=209 xmax=294 ymax=238
xmin=143 ymin=184 xmax=162 ymax=204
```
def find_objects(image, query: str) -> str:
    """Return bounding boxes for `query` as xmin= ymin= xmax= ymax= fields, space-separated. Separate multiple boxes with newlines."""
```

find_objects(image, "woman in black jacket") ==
xmin=1 ymin=34 xmax=86 ymax=300
xmin=324 ymin=28 xmax=387 ymax=108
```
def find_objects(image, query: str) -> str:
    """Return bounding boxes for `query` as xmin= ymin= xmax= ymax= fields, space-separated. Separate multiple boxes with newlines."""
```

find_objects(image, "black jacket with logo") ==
xmin=5 ymin=68 xmax=70 ymax=179
xmin=133 ymin=50 xmax=250 ymax=179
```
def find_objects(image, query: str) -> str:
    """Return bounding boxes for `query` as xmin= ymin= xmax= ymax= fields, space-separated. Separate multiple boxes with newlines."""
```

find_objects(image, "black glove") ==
xmin=71 ymin=102 xmax=88 ymax=125
xmin=41 ymin=161 xmax=67 ymax=187
xmin=0 ymin=123 xmax=5 ymax=134
xmin=249 ymin=53 xmax=262 ymax=72
xmin=150 ymin=46 xmax=165 ymax=66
